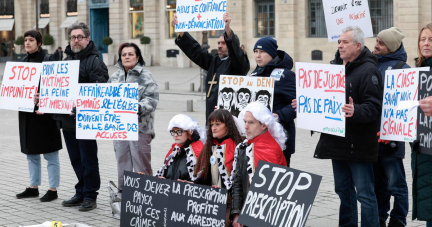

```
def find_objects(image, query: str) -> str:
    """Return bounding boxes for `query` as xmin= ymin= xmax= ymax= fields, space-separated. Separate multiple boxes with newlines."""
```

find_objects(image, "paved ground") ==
xmin=0 ymin=62 xmax=426 ymax=226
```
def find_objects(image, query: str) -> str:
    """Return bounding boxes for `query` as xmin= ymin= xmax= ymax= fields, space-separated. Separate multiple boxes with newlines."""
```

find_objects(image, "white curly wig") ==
xmin=167 ymin=114 xmax=206 ymax=143
xmin=238 ymin=102 xmax=287 ymax=150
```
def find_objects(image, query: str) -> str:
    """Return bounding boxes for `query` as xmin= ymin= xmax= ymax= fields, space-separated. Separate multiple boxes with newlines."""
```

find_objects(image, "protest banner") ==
xmin=217 ymin=75 xmax=275 ymax=118
xmin=121 ymin=171 xmax=228 ymax=227
xmin=417 ymin=71 xmax=432 ymax=155
xmin=380 ymin=67 xmax=428 ymax=142
xmin=38 ymin=60 xmax=80 ymax=114
xmin=76 ymin=83 xmax=139 ymax=141
xmin=295 ymin=62 xmax=346 ymax=137
xmin=175 ymin=0 xmax=227 ymax=32
xmin=322 ymin=0 xmax=373 ymax=42
xmin=237 ymin=161 xmax=322 ymax=227
xmin=0 ymin=62 xmax=43 ymax=112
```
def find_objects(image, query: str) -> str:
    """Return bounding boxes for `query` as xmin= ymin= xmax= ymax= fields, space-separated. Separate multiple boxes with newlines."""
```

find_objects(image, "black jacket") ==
xmin=175 ymin=31 xmax=250 ymax=122
xmin=250 ymin=50 xmax=296 ymax=155
xmin=19 ymin=50 xmax=62 ymax=155
xmin=314 ymin=47 xmax=383 ymax=162
xmin=55 ymin=41 xmax=109 ymax=130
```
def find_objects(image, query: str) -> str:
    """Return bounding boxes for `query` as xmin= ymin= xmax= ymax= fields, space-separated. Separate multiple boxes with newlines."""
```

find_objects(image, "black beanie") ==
xmin=254 ymin=36 xmax=278 ymax=58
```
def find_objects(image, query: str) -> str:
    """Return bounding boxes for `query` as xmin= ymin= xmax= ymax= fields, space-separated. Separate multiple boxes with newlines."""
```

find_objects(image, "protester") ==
xmin=155 ymin=114 xmax=204 ymax=181
xmin=59 ymin=22 xmax=109 ymax=211
xmin=373 ymin=27 xmax=409 ymax=227
xmin=1 ymin=38 xmax=8 ymax=56
xmin=108 ymin=42 xmax=159 ymax=199
xmin=53 ymin=46 xmax=63 ymax=61
xmin=193 ymin=109 xmax=243 ymax=226
xmin=172 ymin=12 xmax=250 ymax=123
xmin=230 ymin=102 xmax=287 ymax=227
xmin=15 ymin=30 xmax=62 ymax=202
xmin=250 ymin=36 xmax=296 ymax=167
xmin=413 ymin=23 xmax=432 ymax=227
xmin=313 ymin=26 xmax=383 ymax=226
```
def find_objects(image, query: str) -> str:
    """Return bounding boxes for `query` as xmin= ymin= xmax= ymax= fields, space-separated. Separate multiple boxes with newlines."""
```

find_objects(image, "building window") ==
xmin=209 ymin=30 xmax=224 ymax=38
xmin=130 ymin=0 xmax=144 ymax=39
xmin=67 ymin=0 xmax=78 ymax=16
xmin=369 ymin=0 xmax=393 ymax=36
xmin=40 ymin=0 xmax=49 ymax=18
xmin=166 ymin=0 xmax=176 ymax=38
xmin=255 ymin=0 xmax=275 ymax=37
xmin=0 ymin=0 xmax=14 ymax=19
xmin=308 ymin=0 xmax=327 ymax=37
xmin=311 ymin=50 xmax=323 ymax=60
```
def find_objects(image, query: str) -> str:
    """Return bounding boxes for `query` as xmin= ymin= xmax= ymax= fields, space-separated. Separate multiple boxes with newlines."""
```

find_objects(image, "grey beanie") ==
xmin=377 ymin=27 xmax=405 ymax=52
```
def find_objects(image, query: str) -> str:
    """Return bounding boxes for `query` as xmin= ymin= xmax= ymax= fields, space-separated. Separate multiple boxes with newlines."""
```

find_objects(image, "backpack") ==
xmin=394 ymin=60 xmax=406 ymax=69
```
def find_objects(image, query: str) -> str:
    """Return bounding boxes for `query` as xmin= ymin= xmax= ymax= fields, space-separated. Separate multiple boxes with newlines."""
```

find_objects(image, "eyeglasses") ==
xmin=70 ymin=36 xmax=87 ymax=41
xmin=170 ymin=130 xmax=184 ymax=136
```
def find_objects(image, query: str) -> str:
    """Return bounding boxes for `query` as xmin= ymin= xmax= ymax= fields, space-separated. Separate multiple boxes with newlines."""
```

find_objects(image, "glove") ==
xmin=137 ymin=104 xmax=142 ymax=123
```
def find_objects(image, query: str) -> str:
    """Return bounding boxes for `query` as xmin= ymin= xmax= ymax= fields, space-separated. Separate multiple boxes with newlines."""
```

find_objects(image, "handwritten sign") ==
xmin=0 ymin=62 xmax=43 ymax=112
xmin=76 ymin=83 xmax=139 ymax=141
xmin=38 ymin=60 xmax=80 ymax=114
xmin=322 ymin=0 xmax=373 ymax=42
xmin=237 ymin=161 xmax=322 ymax=227
xmin=121 ymin=171 xmax=227 ymax=227
xmin=295 ymin=62 xmax=346 ymax=137
xmin=379 ymin=68 xmax=427 ymax=142
xmin=175 ymin=0 xmax=227 ymax=32
xmin=417 ymin=71 xmax=432 ymax=155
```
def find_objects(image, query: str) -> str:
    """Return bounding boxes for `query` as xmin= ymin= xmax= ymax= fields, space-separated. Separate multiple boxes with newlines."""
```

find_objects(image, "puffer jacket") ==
xmin=109 ymin=62 xmax=159 ymax=137
xmin=314 ymin=47 xmax=383 ymax=162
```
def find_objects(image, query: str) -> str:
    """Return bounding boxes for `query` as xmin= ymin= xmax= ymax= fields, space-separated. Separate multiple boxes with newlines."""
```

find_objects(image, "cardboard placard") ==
xmin=295 ymin=62 xmax=346 ymax=137
xmin=0 ymin=62 xmax=43 ymax=112
xmin=76 ymin=83 xmax=139 ymax=141
xmin=237 ymin=161 xmax=322 ymax=227
xmin=322 ymin=0 xmax=373 ymax=42
xmin=121 ymin=171 xmax=228 ymax=227
xmin=379 ymin=67 xmax=428 ymax=142
xmin=417 ymin=71 xmax=432 ymax=155
xmin=38 ymin=61 xmax=80 ymax=114
xmin=175 ymin=0 xmax=227 ymax=32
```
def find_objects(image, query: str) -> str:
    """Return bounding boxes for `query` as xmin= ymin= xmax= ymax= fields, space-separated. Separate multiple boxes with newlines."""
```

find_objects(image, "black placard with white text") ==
xmin=417 ymin=71 xmax=432 ymax=155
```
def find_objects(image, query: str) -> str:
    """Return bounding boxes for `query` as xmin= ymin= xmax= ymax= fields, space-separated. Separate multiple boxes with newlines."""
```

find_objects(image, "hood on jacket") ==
xmin=64 ymin=41 xmax=100 ymax=60
xmin=331 ymin=46 xmax=378 ymax=68
xmin=376 ymin=43 xmax=407 ymax=63
xmin=262 ymin=50 xmax=293 ymax=70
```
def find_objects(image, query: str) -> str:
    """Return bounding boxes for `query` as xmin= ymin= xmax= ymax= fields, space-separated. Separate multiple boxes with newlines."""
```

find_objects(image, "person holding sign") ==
xmin=155 ymin=114 xmax=205 ymax=181
xmin=59 ymin=22 xmax=109 ymax=211
xmin=314 ymin=26 xmax=383 ymax=227
xmin=108 ymin=42 xmax=159 ymax=200
xmin=172 ymin=12 xmax=250 ymax=123
xmin=230 ymin=102 xmax=287 ymax=227
xmin=193 ymin=109 xmax=243 ymax=226
xmin=15 ymin=30 xmax=62 ymax=202
xmin=373 ymin=27 xmax=410 ymax=227
xmin=250 ymin=36 xmax=296 ymax=167
xmin=412 ymin=23 xmax=432 ymax=227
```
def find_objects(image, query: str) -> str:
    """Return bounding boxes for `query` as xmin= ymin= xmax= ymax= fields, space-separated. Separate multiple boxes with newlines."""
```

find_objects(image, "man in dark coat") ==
xmin=172 ymin=12 xmax=250 ymax=122
xmin=58 ymin=22 xmax=109 ymax=211
xmin=314 ymin=26 xmax=383 ymax=227
xmin=250 ymin=36 xmax=296 ymax=167
xmin=373 ymin=27 xmax=410 ymax=227
xmin=53 ymin=46 xmax=63 ymax=61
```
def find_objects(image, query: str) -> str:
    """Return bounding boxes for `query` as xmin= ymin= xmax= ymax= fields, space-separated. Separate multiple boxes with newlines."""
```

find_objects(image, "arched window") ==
xmin=312 ymin=50 xmax=323 ymax=60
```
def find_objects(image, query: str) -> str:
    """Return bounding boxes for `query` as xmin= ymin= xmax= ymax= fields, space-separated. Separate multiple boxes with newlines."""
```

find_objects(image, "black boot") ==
xmin=62 ymin=196 xmax=84 ymax=207
xmin=16 ymin=188 xmax=39 ymax=199
xmin=388 ymin=217 xmax=405 ymax=227
xmin=78 ymin=199 xmax=97 ymax=211
xmin=40 ymin=190 xmax=58 ymax=202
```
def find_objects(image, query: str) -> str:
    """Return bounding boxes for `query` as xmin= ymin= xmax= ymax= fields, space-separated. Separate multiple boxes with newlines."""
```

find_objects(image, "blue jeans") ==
xmin=63 ymin=130 xmax=100 ymax=200
xmin=332 ymin=159 xmax=379 ymax=227
xmin=373 ymin=156 xmax=408 ymax=225
xmin=27 ymin=151 xmax=60 ymax=188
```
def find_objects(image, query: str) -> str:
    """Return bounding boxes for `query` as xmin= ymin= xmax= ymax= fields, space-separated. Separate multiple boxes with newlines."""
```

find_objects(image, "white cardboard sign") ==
xmin=295 ymin=62 xmax=346 ymax=137
xmin=0 ymin=62 xmax=43 ymax=112
xmin=175 ymin=0 xmax=227 ymax=32
xmin=322 ymin=0 xmax=373 ymax=42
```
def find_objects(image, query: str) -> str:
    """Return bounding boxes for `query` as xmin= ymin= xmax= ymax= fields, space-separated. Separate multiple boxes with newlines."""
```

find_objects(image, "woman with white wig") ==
xmin=155 ymin=114 xmax=205 ymax=181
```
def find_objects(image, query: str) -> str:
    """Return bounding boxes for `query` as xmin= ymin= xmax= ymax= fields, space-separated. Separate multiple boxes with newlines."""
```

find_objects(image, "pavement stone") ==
xmin=0 ymin=62 xmax=428 ymax=226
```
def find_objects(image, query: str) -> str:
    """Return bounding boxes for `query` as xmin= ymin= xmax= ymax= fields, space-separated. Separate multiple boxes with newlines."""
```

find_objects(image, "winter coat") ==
xmin=314 ymin=47 xmax=383 ymax=162
xmin=109 ymin=63 xmax=159 ymax=137
xmin=230 ymin=130 xmax=287 ymax=219
xmin=411 ymin=58 xmax=432 ymax=221
xmin=250 ymin=50 xmax=296 ymax=155
xmin=54 ymin=41 xmax=109 ymax=130
xmin=376 ymin=43 xmax=410 ymax=158
xmin=175 ymin=31 xmax=250 ymax=122
xmin=19 ymin=50 xmax=62 ymax=155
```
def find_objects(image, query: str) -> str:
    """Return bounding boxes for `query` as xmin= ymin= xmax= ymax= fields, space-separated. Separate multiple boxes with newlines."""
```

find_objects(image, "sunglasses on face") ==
xmin=170 ymin=130 xmax=184 ymax=136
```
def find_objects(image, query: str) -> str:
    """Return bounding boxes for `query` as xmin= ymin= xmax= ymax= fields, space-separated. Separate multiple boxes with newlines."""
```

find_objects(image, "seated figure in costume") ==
xmin=230 ymin=102 xmax=287 ymax=227
xmin=155 ymin=114 xmax=205 ymax=181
